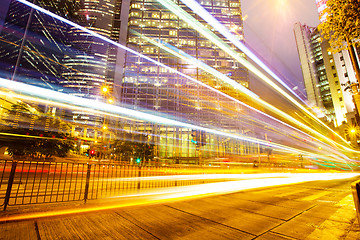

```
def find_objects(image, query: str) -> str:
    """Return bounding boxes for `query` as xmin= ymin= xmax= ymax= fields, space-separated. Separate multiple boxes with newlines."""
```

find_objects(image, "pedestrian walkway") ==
xmin=1 ymin=178 xmax=360 ymax=239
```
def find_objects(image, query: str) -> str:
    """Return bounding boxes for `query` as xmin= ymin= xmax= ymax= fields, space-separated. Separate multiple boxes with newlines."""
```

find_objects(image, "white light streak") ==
xmin=13 ymin=0 xmax=359 ymax=155
xmin=0 ymin=78 xmax=337 ymax=158
xmin=175 ymin=0 xmax=348 ymax=145
xmin=0 ymin=78 xmax=354 ymax=164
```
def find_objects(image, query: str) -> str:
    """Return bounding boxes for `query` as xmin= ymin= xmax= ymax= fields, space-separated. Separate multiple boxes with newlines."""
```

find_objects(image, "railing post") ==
xmin=351 ymin=180 xmax=360 ymax=224
xmin=3 ymin=160 xmax=18 ymax=211
xmin=84 ymin=164 xmax=91 ymax=203
xmin=137 ymin=166 xmax=141 ymax=189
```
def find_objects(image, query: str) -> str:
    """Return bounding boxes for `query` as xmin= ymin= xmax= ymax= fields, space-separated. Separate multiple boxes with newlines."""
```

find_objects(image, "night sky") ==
xmin=242 ymin=0 xmax=320 ymax=96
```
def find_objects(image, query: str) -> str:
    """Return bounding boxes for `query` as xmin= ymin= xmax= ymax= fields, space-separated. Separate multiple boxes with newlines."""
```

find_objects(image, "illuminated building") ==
xmin=293 ymin=23 xmax=324 ymax=115
xmin=117 ymin=0 xmax=250 ymax=160
xmin=314 ymin=0 xmax=360 ymax=125
xmin=0 ymin=0 xmax=118 ymax=150
xmin=0 ymin=0 xmax=74 ymax=85
xmin=294 ymin=22 xmax=358 ymax=127
xmin=61 ymin=0 xmax=123 ymax=99
xmin=0 ymin=0 xmax=122 ymax=98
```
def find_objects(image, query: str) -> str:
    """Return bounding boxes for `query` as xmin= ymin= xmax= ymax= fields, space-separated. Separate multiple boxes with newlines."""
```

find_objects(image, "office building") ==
xmin=118 ymin=0 xmax=251 ymax=160
xmin=294 ymin=22 xmax=357 ymax=127
xmin=314 ymin=0 xmax=360 ymax=124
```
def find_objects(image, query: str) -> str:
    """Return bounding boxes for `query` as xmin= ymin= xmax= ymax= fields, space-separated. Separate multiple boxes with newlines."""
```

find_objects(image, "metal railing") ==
xmin=0 ymin=160 xmax=228 ymax=210
xmin=351 ymin=179 xmax=360 ymax=224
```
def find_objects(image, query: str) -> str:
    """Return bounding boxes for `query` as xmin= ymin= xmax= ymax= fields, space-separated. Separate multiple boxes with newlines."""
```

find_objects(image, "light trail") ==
xmin=0 ymin=78 xmax=301 ymax=153
xmin=154 ymin=0 xmax=350 ymax=147
xmin=12 ymin=0 xmax=328 ymax=149
xmin=134 ymin=30 xmax=353 ymax=155
xmin=0 ymin=78 xmax=354 ymax=165
xmin=13 ymin=1 xmax=359 ymax=155
xmin=176 ymin=0 xmax=347 ymax=144
xmin=179 ymin=0 xmax=302 ymax=100
xmin=0 ymin=172 xmax=358 ymax=222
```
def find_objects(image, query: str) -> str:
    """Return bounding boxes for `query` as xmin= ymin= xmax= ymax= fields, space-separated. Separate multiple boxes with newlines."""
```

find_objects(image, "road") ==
xmin=1 ymin=175 xmax=360 ymax=239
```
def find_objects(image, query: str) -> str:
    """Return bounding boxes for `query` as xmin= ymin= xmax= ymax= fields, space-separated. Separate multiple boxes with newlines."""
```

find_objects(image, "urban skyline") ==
xmin=1 ymin=1 xmax=360 ymax=238
xmin=0 ymin=0 xmax=358 ymax=164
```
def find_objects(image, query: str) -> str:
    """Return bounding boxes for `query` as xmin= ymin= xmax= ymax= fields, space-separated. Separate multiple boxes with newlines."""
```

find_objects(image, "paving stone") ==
xmin=115 ymin=205 xmax=254 ymax=240
xmin=0 ymin=221 xmax=38 ymax=240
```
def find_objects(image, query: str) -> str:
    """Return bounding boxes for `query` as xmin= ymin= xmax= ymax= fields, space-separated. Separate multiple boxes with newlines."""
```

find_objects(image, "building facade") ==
xmin=0 ymin=0 xmax=263 ymax=163
xmin=294 ymin=22 xmax=355 ymax=127
xmin=314 ymin=0 xmax=360 ymax=126
xmin=117 ymin=0 xmax=252 ymax=160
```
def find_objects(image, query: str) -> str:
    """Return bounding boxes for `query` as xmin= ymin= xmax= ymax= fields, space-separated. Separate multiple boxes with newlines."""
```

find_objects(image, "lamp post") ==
xmin=100 ymin=84 xmax=114 ymax=160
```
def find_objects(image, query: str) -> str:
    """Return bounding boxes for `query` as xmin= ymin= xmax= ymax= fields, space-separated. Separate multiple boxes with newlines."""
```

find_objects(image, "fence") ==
xmin=0 ymin=160 xmax=232 ymax=210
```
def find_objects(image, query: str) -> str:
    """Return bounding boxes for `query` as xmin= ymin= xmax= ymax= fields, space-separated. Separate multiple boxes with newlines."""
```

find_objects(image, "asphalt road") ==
xmin=1 ymin=175 xmax=360 ymax=239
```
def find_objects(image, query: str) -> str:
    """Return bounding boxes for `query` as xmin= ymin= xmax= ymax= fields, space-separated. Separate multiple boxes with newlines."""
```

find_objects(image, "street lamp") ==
xmin=101 ymin=85 xmax=109 ymax=94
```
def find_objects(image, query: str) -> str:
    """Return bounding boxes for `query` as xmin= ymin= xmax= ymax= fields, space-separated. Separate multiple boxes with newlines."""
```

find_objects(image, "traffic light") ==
xmin=90 ymin=150 xmax=95 ymax=156
xmin=136 ymin=158 xmax=141 ymax=164
xmin=191 ymin=130 xmax=206 ymax=146
xmin=191 ymin=130 xmax=198 ymax=145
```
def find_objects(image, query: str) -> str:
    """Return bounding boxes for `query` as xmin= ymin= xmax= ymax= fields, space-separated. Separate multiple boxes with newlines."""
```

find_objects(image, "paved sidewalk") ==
xmin=1 ymin=183 xmax=360 ymax=239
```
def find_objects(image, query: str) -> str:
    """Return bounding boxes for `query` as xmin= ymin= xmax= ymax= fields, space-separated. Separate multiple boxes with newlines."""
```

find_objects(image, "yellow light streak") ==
xmin=0 ymin=172 xmax=357 ymax=222
xmin=15 ymin=0 xmax=358 ymax=155
xmin=155 ymin=0 xmax=351 ymax=149
xmin=0 ymin=87 xmax=349 ymax=164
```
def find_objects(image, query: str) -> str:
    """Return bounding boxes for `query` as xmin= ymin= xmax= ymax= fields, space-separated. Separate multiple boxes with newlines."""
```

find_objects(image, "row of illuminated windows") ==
xmin=314 ymin=50 xmax=322 ymax=57
xmin=319 ymin=75 xmax=328 ymax=81
xmin=137 ymin=46 xmax=234 ymax=58
xmin=320 ymin=85 xmax=330 ymax=92
xmin=313 ymin=46 xmax=321 ymax=53
xmin=129 ymin=18 xmax=238 ymax=32
xmin=64 ymin=63 xmax=107 ymax=70
xmin=199 ymin=1 xmax=240 ymax=7
xmin=62 ymin=77 xmax=104 ymax=83
xmin=129 ymin=37 xmax=234 ymax=49
xmin=129 ymin=19 xmax=192 ymax=28
xmin=130 ymin=6 xmax=239 ymax=17
xmin=315 ymin=55 xmax=323 ymax=62
xmin=131 ymin=1 xmax=239 ymax=9
xmin=126 ymin=56 xmax=236 ymax=66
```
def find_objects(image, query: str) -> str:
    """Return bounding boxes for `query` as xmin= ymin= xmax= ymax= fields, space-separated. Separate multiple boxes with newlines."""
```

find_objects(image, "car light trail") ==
xmin=13 ymin=1 xmax=360 ymax=155
xmin=177 ymin=0 xmax=346 ymax=141
xmin=135 ymin=29 xmax=353 ymax=153
xmin=1 ymin=78 xmax=352 ymax=165
xmin=0 ymin=172 xmax=358 ymax=222
xmin=155 ymin=0 xmax=349 ymax=146
xmin=0 ymin=78 xmax=304 ymax=153
xmin=179 ymin=0 xmax=303 ymax=100
xmin=132 ymin=30 xmax=328 ymax=148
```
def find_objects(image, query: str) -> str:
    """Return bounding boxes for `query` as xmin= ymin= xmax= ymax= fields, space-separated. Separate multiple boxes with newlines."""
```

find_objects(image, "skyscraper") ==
xmin=314 ymin=0 xmax=360 ymax=124
xmin=0 ymin=0 xmax=73 ymax=86
xmin=118 ymin=0 xmax=250 ymax=159
xmin=294 ymin=22 xmax=350 ymax=126
xmin=294 ymin=0 xmax=360 ymax=128
xmin=293 ymin=23 xmax=323 ymax=113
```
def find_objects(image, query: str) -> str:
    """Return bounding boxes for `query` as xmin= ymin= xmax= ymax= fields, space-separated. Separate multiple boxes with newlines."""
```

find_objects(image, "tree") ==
xmin=111 ymin=139 xmax=134 ymax=161
xmin=318 ymin=0 xmax=360 ymax=82
xmin=110 ymin=134 xmax=155 ymax=164
xmin=0 ymin=101 xmax=74 ymax=160
xmin=0 ymin=127 xmax=74 ymax=159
